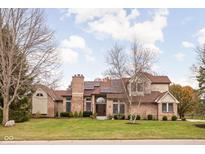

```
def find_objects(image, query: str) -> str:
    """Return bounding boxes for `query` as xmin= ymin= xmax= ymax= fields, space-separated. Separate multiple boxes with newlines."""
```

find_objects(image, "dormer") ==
xmin=128 ymin=73 xmax=152 ymax=96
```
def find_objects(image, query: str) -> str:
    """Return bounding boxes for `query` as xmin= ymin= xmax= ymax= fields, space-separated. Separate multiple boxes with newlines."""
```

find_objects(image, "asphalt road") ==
xmin=1 ymin=140 xmax=205 ymax=145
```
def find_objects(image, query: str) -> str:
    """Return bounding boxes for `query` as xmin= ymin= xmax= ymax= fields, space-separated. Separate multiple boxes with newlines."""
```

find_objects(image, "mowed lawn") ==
xmin=0 ymin=118 xmax=205 ymax=140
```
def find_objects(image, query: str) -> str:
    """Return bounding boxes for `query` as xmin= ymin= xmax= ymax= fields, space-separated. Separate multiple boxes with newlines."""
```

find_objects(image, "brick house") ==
xmin=32 ymin=72 xmax=179 ymax=120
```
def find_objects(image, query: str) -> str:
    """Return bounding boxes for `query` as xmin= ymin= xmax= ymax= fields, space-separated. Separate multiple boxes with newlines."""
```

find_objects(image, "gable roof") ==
xmin=155 ymin=91 xmax=179 ymax=103
xmin=35 ymin=85 xmax=63 ymax=101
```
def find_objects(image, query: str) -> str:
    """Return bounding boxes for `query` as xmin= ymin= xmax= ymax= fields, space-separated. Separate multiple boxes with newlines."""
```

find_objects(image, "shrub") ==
xmin=128 ymin=114 xmax=134 ymax=120
xmin=10 ymin=110 xmax=31 ymax=122
xmin=147 ymin=114 xmax=153 ymax=120
xmin=60 ymin=112 xmax=70 ymax=117
xmin=107 ymin=114 xmax=113 ymax=120
xmin=114 ymin=114 xmax=125 ymax=120
xmin=181 ymin=117 xmax=186 ymax=121
xmin=83 ymin=111 xmax=93 ymax=117
xmin=69 ymin=112 xmax=74 ymax=117
xmin=34 ymin=111 xmax=41 ymax=118
xmin=162 ymin=116 xmax=167 ymax=121
xmin=79 ymin=111 xmax=83 ymax=117
xmin=74 ymin=111 xmax=78 ymax=118
xmin=171 ymin=115 xmax=177 ymax=121
xmin=0 ymin=109 xmax=3 ymax=123
xmin=90 ymin=112 xmax=97 ymax=119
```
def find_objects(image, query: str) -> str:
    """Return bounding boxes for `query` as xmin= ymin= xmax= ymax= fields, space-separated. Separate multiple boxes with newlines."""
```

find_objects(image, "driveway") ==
xmin=1 ymin=140 xmax=205 ymax=145
xmin=186 ymin=119 xmax=205 ymax=122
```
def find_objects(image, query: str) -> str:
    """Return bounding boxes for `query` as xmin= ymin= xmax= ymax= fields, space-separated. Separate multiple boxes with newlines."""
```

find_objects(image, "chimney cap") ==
xmin=72 ymin=74 xmax=84 ymax=78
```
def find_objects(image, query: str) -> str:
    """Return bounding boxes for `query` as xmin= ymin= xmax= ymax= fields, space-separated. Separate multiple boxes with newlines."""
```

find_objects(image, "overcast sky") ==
xmin=44 ymin=8 xmax=205 ymax=89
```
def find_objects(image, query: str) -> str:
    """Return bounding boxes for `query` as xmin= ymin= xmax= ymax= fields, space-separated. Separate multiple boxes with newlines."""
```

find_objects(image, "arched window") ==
xmin=96 ymin=97 xmax=106 ymax=104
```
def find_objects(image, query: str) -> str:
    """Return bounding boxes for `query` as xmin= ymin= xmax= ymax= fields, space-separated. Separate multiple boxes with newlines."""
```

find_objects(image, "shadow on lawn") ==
xmin=195 ymin=124 xmax=205 ymax=128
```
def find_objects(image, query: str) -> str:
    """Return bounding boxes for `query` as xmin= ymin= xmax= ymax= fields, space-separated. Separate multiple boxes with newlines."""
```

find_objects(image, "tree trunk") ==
xmin=2 ymin=104 xmax=9 ymax=125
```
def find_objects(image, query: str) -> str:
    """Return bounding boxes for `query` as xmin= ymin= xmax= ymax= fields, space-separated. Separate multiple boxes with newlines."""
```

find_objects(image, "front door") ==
xmin=96 ymin=104 xmax=106 ymax=116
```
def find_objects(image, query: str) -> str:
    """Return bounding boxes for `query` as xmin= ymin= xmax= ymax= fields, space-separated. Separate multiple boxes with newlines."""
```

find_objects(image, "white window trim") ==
xmin=85 ymin=97 xmax=92 ymax=111
xmin=162 ymin=102 xmax=174 ymax=113
xmin=113 ymin=100 xmax=125 ymax=114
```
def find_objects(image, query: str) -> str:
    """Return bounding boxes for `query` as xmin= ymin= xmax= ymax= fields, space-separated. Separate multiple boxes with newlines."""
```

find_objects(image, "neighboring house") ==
xmin=32 ymin=72 xmax=179 ymax=120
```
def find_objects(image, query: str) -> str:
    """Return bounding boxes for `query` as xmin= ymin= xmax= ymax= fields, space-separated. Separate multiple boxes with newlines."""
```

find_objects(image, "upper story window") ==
xmin=162 ymin=103 xmax=173 ymax=113
xmin=131 ymin=82 xmax=144 ymax=92
xmin=137 ymin=83 xmax=144 ymax=92
xmin=131 ymin=82 xmax=136 ymax=92
xmin=36 ymin=93 xmax=43 ymax=97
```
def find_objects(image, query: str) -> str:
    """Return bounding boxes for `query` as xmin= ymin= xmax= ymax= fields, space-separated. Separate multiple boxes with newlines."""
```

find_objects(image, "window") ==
xmin=162 ymin=103 xmax=174 ymax=113
xmin=113 ymin=104 xmax=118 ymax=114
xmin=85 ymin=97 xmax=92 ymax=111
xmin=36 ymin=93 xmax=43 ymax=97
xmin=66 ymin=97 xmax=71 ymax=112
xmin=162 ymin=103 xmax=167 ymax=112
xmin=131 ymin=82 xmax=136 ymax=92
xmin=113 ymin=101 xmax=125 ymax=114
xmin=168 ymin=103 xmax=173 ymax=112
xmin=137 ymin=83 xmax=143 ymax=92
xmin=119 ymin=104 xmax=125 ymax=114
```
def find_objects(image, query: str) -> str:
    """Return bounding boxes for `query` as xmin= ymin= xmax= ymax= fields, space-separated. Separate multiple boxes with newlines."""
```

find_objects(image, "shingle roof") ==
xmin=54 ymin=89 xmax=72 ymax=97
xmin=142 ymin=72 xmax=171 ymax=84
xmin=35 ymin=85 xmax=63 ymax=101
xmin=84 ymin=81 xmax=100 ymax=89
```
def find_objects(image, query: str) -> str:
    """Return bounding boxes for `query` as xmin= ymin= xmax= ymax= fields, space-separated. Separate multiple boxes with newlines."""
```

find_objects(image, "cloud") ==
xmin=182 ymin=41 xmax=194 ymax=48
xmin=174 ymin=52 xmax=185 ymax=61
xmin=196 ymin=28 xmax=205 ymax=45
xmin=58 ymin=35 xmax=95 ymax=64
xmin=60 ymin=48 xmax=78 ymax=64
xmin=65 ymin=8 xmax=169 ymax=53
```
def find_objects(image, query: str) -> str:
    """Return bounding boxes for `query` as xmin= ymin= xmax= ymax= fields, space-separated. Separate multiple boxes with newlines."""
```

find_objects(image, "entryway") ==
xmin=96 ymin=104 xmax=106 ymax=116
xmin=95 ymin=97 xmax=106 ymax=118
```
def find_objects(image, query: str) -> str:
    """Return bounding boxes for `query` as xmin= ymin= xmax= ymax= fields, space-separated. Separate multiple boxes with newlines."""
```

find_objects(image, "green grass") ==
xmin=0 ymin=118 xmax=205 ymax=140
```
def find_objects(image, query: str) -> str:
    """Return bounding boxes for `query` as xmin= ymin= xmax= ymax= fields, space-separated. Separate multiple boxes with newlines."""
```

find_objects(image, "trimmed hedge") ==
xmin=114 ymin=114 xmax=125 ymax=120
xmin=171 ymin=115 xmax=177 ymax=121
xmin=128 ymin=114 xmax=140 ymax=120
xmin=162 ymin=116 xmax=168 ymax=121
xmin=83 ymin=111 xmax=92 ymax=117
xmin=60 ymin=112 xmax=70 ymax=117
xmin=74 ymin=111 xmax=78 ymax=118
xmin=147 ymin=114 xmax=153 ymax=120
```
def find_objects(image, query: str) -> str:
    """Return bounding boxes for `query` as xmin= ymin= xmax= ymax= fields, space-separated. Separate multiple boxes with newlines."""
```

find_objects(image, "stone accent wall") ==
xmin=71 ymin=74 xmax=84 ymax=112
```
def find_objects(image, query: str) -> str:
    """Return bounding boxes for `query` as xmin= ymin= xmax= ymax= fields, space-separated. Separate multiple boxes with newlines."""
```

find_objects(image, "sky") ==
xmin=44 ymin=8 xmax=205 ymax=89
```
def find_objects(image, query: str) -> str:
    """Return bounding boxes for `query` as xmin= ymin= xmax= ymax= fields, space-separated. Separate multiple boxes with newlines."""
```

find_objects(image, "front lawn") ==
xmin=0 ymin=118 xmax=205 ymax=140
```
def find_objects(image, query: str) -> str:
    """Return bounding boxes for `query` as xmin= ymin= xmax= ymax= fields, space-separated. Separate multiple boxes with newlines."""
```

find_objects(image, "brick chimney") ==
xmin=71 ymin=74 xmax=84 ymax=112
xmin=100 ymin=77 xmax=111 ymax=88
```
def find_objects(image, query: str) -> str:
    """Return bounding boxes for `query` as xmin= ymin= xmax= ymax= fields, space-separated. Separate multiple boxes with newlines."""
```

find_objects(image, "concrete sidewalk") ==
xmin=1 ymin=140 xmax=205 ymax=145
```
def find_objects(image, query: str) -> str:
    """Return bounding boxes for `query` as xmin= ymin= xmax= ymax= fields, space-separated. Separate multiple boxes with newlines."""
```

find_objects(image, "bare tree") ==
xmin=105 ymin=40 xmax=156 ymax=122
xmin=0 ymin=9 xmax=60 ymax=125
